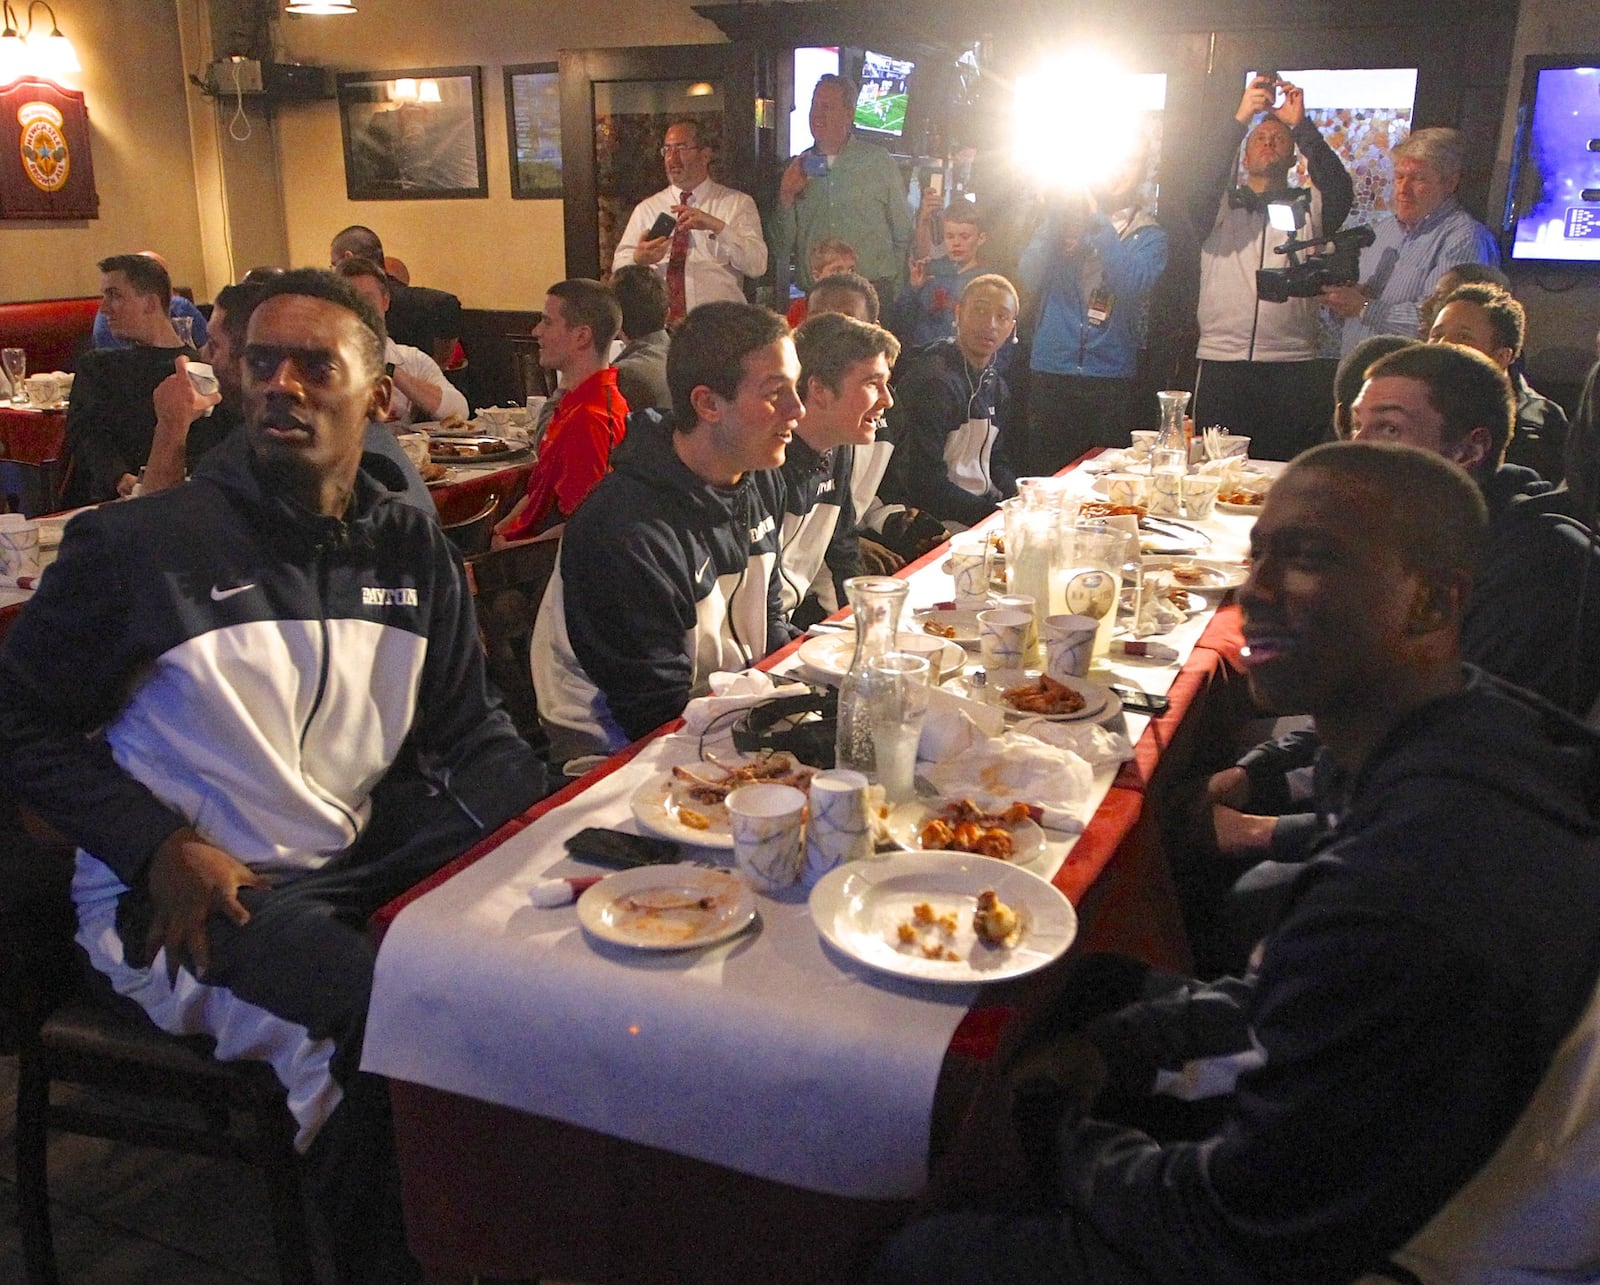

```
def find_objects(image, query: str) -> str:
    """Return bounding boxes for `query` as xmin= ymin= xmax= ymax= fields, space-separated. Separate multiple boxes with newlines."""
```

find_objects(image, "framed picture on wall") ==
xmin=506 ymin=63 xmax=562 ymax=199
xmin=337 ymin=66 xmax=488 ymax=200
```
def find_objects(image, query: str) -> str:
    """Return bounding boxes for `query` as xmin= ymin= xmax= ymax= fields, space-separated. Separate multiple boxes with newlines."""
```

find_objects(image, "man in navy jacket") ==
xmin=0 ymin=269 xmax=545 ymax=1284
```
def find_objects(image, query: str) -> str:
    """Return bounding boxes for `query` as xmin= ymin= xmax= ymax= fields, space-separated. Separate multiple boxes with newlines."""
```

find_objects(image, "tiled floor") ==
xmin=0 ymin=1054 xmax=574 ymax=1284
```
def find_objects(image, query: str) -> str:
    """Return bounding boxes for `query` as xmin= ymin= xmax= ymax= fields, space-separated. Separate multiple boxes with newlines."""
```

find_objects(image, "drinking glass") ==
xmin=172 ymin=315 xmax=195 ymax=348
xmin=2 ymin=349 xmax=26 ymax=404
xmin=866 ymin=652 xmax=931 ymax=804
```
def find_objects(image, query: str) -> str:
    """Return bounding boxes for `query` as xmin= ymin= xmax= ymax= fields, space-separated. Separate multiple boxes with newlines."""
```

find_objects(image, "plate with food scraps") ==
xmin=577 ymin=864 xmax=757 ymax=951
xmin=1137 ymin=517 xmax=1212 ymax=555
xmin=630 ymin=751 xmax=818 ymax=849
xmin=949 ymin=670 xmax=1122 ymax=724
xmin=1216 ymin=492 xmax=1267 ymax=514
xmin=809 ymin=851 xmax=1076 ymax=984
xmin=1140 ymin=557 xmax=1248 ymax=591
xmin=912 ymin=607 xmax=983 ymax=648
xmin=885 ymin=799 xmax=1048 ymax=867
xmin=427 ymin=436 xmax=526 ymax=463
xmin=420 ymin=462 xmax=456 ymax=487
xmin=415 ymin=416 xmax=480 ymax=438
xmin=796 ymin=631 xmax=966 ymax=682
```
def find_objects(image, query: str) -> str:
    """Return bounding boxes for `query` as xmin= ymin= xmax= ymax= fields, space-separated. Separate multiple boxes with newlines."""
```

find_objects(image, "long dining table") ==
xmin=363 ymin=451 xmax=1266 ymax=1284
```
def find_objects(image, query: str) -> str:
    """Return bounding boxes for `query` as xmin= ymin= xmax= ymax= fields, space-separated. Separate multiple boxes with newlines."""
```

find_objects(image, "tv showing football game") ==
xmin=855 ymin=50 xmax=914 ymax=137
xmin=1509 ymin=60 xmax=1600 ymax=263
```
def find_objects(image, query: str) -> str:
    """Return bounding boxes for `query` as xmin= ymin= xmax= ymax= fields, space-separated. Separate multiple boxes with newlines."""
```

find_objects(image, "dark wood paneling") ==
xmin=455 ymin=307 xmax=544 ymax=411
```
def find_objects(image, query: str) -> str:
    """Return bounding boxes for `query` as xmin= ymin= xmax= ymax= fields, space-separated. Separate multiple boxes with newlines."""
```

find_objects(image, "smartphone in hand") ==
xmin=647 ymin=211 xmax=677 ymax=240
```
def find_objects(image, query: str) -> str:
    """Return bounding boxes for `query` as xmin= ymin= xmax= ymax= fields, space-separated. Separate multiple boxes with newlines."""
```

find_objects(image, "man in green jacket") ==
xmin=768 ymin=74 xmax=913 ymax=303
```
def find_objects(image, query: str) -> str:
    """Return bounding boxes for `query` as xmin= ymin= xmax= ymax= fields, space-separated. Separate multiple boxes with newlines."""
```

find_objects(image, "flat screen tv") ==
xmin=855 ymin=50 xmax=914 ymax=138
xmin=1507 ymin=57 xmax=1600 ymax=263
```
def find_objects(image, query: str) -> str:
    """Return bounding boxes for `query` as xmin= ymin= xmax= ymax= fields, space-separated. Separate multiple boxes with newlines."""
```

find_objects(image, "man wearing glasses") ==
xmin=612 ymin=118 xmax=769 ymax=327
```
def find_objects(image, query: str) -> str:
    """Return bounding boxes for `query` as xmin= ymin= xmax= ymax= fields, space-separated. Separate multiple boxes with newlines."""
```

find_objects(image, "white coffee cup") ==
xmin=1043 ymin=613 xmax=1098 ymax=681
xmin=23 ymin=374 xmax=59 ymax=408
xmin=804 ymin=769 xmax=873 ymax=887
xmin=727 ymin=783 xmax=807 ymax=892
xmin=0 ymin=513 xmax=41 ymax=580
xmin=1128 ymin=429 xmax=1158 ymax=459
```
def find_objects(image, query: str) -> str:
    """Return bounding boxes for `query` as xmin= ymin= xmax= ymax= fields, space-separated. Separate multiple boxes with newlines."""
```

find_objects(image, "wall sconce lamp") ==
xmin=1 ymin=2 xmax=80 ymax=80
xmin=285 ymin=1 xmax=357 ymax=13
xmin=3 ymin=1 xmax=80 ymax=81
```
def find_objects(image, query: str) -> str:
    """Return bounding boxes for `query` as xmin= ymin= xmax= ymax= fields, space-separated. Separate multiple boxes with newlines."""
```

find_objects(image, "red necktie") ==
xmin=666 ymin=190 xmax=692 ymax=328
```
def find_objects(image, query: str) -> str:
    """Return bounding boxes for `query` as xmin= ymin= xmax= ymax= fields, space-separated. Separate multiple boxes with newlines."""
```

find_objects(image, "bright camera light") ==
xmin=1015 ymin=54 xmax=1165 ymax=193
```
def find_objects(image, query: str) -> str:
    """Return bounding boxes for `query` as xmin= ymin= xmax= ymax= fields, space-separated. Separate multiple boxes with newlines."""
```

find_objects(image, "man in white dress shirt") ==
xmin=611 ymin=119 xmax=769 ymax=327
xmin=337 ymin=257 xmax=469 ymax=426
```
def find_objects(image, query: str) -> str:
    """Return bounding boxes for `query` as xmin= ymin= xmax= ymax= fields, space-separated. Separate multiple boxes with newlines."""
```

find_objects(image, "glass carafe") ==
xmin=835 ymin=575 xmax=909 ymax=776
xmin=1151 ymin=390 xmax=1191 ymax=516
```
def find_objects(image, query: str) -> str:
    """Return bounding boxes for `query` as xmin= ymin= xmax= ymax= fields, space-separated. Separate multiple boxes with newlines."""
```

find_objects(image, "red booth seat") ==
xmin=0 ymin=297 xmax=102 ymax=375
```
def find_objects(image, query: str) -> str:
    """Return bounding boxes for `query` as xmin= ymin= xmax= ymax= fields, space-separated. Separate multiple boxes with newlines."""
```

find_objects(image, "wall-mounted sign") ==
xmin=0 ymin=78 xmax=97 ymax=219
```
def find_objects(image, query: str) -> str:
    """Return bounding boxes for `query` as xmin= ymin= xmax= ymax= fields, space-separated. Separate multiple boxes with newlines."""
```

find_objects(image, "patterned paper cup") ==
xmin=978 ymin=607 xmax=1032 ymax=672
xmin=728 ymin=783 xmax=807 ymax=892
xmin=1043 ymin=613 xmax=1098 ymax=681
xmin=804 ymin=769 xmax=873 ymax=887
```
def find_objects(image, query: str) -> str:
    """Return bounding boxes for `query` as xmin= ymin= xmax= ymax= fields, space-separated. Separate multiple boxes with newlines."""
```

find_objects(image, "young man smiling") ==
xmin=773 ymin=312 xmax=900 ymax=619
xmin=885 ymin=442 xmax=1600 ymax=1284
xmin=533 ymin=302 xmax=802 ymax=760
xmin=1 ymin=268 xmax=546 ymax=1284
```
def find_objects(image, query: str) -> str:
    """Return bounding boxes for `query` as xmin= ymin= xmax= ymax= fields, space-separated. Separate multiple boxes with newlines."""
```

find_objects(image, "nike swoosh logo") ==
xmin=209 ymin=583 xmax=256 ymax=602
xmin=696 ymin=557 xmax=712 ymax=581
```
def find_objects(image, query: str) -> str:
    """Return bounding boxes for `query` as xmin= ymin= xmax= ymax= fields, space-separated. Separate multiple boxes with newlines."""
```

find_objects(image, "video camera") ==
xmin=1256 ymin=223 xmax=1375 ymax=302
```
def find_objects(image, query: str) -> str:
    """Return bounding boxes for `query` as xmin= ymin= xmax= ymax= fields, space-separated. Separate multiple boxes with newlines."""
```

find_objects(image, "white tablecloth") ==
xmin=364 ymin=459 xmax=1266 ymax=1199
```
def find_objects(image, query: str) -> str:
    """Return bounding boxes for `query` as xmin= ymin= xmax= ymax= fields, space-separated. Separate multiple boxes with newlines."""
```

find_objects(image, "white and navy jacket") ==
xmin=533 ymin=410 xmax=786 ymax=761
xmin=771 ymin=430 xmax=862 ymax=619
xmin=0 ymin=431 xmax=541 ymax=889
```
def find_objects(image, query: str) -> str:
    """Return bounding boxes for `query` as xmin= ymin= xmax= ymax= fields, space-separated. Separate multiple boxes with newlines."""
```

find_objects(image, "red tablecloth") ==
xmin=429 ymin=460 xmax=532 ymax=526
xmin=0 ymin=405 xmax=66 ymax=465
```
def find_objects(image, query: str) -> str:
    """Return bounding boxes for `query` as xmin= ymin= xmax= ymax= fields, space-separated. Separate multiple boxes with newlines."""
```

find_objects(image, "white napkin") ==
xmin=924 ymin=731 xmax=1095 ymax=830
xmin=1010 ymin=719 xmax=1133 ymax=770
xmin=1132 ymin=570 xmax=1190 ymax=637
xmin=680 ymin=670 xmax=811 ymax=735
xmin=917 ymin=684 xmax=1005 ymax=763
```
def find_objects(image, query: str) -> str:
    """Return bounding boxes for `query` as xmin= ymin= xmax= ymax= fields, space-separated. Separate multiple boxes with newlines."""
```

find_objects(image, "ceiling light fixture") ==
xmin=285 ymin=1 xmax=357 ymax=14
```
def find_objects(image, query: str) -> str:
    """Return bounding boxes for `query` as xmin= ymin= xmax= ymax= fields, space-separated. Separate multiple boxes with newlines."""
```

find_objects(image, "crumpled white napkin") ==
xmin=1131 ymin=570 xmax=1190 ymax=637
xmin=1010 ymin=719 xmax=1133 ymax=770
xmin=917 ymin=684 xmax=1006 ymax=763
xmin=680 ymin=670 xmax=811 ymax=735
xmin=924 ymin=731 xmax=1095 ymax=832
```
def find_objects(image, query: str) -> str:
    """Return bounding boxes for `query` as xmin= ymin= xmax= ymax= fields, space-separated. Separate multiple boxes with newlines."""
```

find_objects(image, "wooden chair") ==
xmin=465 ymin=533 xmax=561 ymax=746
xmin=2 ymin=802 xmax=316 ymax=1285
xmin=441 ymin=492 xmax=499 ymax=558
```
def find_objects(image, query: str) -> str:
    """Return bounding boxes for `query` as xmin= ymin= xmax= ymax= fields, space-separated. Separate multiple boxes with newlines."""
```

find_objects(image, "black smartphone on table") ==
xmin=565 ymin=827 xmax=680 ymax=868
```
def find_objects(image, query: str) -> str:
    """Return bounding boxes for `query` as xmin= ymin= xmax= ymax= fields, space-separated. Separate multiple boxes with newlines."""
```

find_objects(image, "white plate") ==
xmin=1138 ymin=519 xmax=1211 ymax=555
xmin=1141 ymin=557 xmax=1248 ymax=591
xmin=949 ymin=671 xmax=1122 ymax=724
xmin=912 ymin=608 xmax=983 ymax=649
xmin=796 ymin=631 xmax=965 ymax=682
xmin=885 ymin=800 xmax=1048 ymax=867
xmin=630 ymin=773 xmax=735 ymax=849
xmin=414 ymin=419 xmax=479 ymax=437
xmin=809 ymin=851 xmax=1076 ymax=984
xmin=422 ymin=466 xmax=458 ymax=488
xmin=1216 ymin=498 xmax=1265 ymax=515
xmin=577 ymin=864 xmax=757 ymax=951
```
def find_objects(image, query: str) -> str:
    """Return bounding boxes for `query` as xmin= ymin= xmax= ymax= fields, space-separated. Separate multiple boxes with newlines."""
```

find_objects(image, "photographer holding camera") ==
xmin=1321 ymin=126 xmax=1500 ymax=357
xmin=1191 ymin=75 xmax=1353 ymax=461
